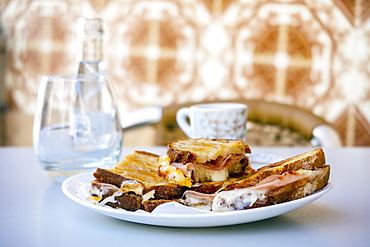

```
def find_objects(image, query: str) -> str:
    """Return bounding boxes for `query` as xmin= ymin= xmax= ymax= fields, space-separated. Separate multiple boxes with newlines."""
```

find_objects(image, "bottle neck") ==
xmin=78 ymin=18 xmax=104 ymax=62
xmin=81 ymin=37 xmax=103 ymax=61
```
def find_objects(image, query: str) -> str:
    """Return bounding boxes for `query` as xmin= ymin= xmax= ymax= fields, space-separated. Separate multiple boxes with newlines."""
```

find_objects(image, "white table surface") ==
xmin=0 ymin=146 xmax=369 ymax=247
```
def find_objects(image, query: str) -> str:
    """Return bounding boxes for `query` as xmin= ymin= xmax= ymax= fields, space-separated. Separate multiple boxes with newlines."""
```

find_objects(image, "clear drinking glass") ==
xmin=33 ymin=75 xmax=123 ymax=183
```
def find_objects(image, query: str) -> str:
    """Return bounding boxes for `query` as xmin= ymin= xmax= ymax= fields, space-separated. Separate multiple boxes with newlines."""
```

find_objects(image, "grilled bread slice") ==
xmin=90 ymin=151 xmax=187 ymax=211
xmin=94 ymin=151 xmax=167 ymax=187
xmin=159 ymin=138 xmax=254 ymax=185
xmin=224 ymin=147 xmax=326 ymax=190
xmin=167 ymin=138 xmax=251 ymax=164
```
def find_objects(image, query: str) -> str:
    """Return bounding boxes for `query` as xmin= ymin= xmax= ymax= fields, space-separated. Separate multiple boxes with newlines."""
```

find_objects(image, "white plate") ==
xmin=248 ymin=153 xmax=281 ymax=164
xmin=247 ymin=153 xmax=282 ymax=169
xmin=62 ymin=173 xmax=333 ymax=227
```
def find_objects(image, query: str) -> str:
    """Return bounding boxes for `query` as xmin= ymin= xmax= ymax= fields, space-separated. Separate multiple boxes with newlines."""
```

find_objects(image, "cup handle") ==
xmin=176 ymin=107 xmax=194 ymax=138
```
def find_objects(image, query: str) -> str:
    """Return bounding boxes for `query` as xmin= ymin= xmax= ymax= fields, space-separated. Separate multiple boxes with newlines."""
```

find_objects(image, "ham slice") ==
xmin=171 ymin=154 xmax=246 ymax=173
xmin=201 ymin=154 xmax=246 ymax=170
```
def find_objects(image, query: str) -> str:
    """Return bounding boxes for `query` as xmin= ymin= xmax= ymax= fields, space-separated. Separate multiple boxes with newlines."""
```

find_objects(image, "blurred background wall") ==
xmin=0 ymin=0 xmax=369 ymax=146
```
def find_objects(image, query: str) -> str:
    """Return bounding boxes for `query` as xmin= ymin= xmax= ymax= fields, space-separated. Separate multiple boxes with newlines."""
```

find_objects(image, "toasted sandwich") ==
xmin=157 ymin=138 xmax=254 ymax=187
xmin=89 ymin=151 xmax=187 ymax=212
xmin=88 ymin=139 xmax=330 ymax=213
xmin=183 ymin=148 xmax=330 ymax=211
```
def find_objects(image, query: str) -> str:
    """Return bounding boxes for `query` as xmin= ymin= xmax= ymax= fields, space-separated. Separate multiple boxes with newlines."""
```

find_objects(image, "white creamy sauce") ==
xmin=212 ymin=188 xmax=267 ymax=212
xmin=88 ymin=185 xmax=123 ymax=206
xmin=97 ymin=190 xmax=123 ymax=206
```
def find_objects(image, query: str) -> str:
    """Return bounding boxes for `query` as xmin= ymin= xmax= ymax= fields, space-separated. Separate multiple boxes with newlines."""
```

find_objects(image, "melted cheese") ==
xmin=192 ymin=166 xmax=229 ymax=182
xmin=212 ymin=189 xmax=267 ymax=212
xmin=120 ymin=180 xmax=144 ymax=195
xmin=157 ymin=155 xmax=192 ymax=187
xmin=142 ymin=190 xmax=155 ymax=201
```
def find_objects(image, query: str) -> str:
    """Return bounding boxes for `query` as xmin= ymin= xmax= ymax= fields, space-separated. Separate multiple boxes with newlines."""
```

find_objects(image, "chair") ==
xmin=153 ymin=99 xmax=342 ymax=147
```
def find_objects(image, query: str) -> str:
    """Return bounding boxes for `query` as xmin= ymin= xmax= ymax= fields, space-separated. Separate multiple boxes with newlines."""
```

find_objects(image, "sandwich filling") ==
xmin=158 ymin=154 xmax=252 ymax=186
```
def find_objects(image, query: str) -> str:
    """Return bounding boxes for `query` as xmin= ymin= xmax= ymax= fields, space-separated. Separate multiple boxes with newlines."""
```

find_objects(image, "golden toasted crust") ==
xmin=93 ymin=151 xmax=187 ymax=200
xmin=110 ymin=151 xmax=168 ymax=186
xmin=94 ymin=151 xmax=168 ymax=186
xmin=224 ymin=148 xmax=326 ymax=190
xmin=167 ymin=138 xmax=251 ymax=164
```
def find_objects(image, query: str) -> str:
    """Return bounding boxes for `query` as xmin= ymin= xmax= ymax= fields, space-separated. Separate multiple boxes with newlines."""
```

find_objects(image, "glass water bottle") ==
xmin=71 ymin=18 xmax=123 ymax=153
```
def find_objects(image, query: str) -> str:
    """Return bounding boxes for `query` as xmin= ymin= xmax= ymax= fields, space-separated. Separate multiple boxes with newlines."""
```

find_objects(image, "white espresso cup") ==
xmin=176 ymin=103 xmax=248 ymax=142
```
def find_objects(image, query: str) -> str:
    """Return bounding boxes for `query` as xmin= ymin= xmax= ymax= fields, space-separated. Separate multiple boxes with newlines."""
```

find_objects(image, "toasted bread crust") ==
xmin=114 ymin=193 xmax=143 ymax=211
xmin=93 ymin=168 xmax=126 ymax=188
xmin=142 ymin=199 xmax=183 ymax=212
xmin=167 ymin=138 xmax=251 ymax=164
xmin=225 ymin=148 xmax=326 ymax=190
xmin=191 ymin=181 xmax=224 ymax=194
xmin=143 ymin=184 xmax=188 ymax=200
